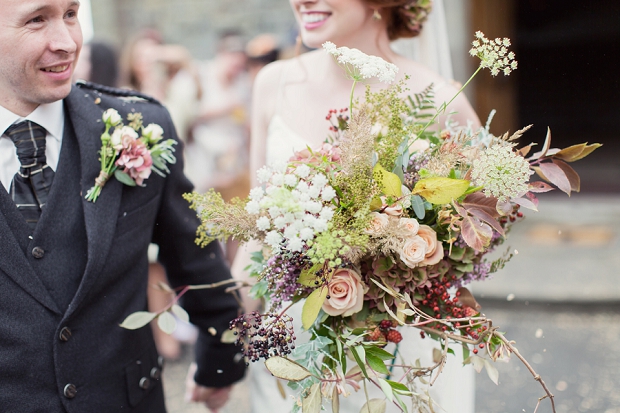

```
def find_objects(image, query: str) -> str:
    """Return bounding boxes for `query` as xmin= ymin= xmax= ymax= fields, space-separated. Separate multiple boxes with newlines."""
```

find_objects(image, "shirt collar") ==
xmin=0 ymin=100 xmax=64 ymax=142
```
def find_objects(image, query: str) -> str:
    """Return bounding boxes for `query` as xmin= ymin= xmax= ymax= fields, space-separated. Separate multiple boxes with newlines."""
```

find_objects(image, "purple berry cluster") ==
xmin=262 ymin=252 xmax=313 ymax=311
xmin=229 ymin=311 xmax=297 ymax=363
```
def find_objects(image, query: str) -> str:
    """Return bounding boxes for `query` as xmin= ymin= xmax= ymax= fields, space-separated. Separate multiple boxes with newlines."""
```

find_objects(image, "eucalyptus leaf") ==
xmin=410 ymin=195 xmax=426 ymax=219
xmin=114 ymin=169 xmax=137 ymax=187
xmin=265 ymin=356 xmax=313 ymax=382
xmin=157 ymin=311 xmax=177 ymax=334
xmin=171 ymin=304 xmax=190 ymax=324
xmin=119 ymin=311 xmax=157 ymax=330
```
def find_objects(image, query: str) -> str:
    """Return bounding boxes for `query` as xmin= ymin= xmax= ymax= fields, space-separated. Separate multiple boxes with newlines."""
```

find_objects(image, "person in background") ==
xmin=184 ymin=30 xmax=251 ymax=264
xmin=119 ymin=29 xmax=203 ymax=361
xmin=245 ymin=33 xmax=280 ymax=84
xmin=73 ymin=40 xmax=119 ymax=87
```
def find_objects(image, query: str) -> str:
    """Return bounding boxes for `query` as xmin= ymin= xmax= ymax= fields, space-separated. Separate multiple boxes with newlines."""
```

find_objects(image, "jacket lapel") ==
xmin=0 ymin=183 xmax=61 ymax=314
xmin=63 ymin=87 xmax=123 ymax=316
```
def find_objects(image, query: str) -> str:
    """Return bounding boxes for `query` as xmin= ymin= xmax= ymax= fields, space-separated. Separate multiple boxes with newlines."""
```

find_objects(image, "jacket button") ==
xmin=63 ymin=384 xmax=77 ymax=399
xmin=139 ymin=377 xmax=150 ymax=390
xmin=150 ymin=367 xmax=161 ymax=380
xmin=157 ymin=356 xmax=165 ymax=368
xmin=59 ymin=327 xmax=72 ymax=342
xmin=32 ymin=246 xmax=44 ymax=259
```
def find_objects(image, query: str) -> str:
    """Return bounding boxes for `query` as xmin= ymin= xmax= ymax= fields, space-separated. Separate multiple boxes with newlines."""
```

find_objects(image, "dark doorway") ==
xmin=515 ymin=0 xmax=620 ymax=192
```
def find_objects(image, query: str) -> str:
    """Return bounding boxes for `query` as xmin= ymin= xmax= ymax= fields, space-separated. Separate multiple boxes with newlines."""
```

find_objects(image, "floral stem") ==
xmin=349 ymin=79 xmax=358 ymax=114
xmin=411 ymin=66 xmax=483 ymax=149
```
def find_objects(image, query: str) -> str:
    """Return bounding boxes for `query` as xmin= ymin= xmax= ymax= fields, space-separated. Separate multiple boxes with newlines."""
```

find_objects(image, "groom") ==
xmin=0 ymin=0 xmax=245 ymax=412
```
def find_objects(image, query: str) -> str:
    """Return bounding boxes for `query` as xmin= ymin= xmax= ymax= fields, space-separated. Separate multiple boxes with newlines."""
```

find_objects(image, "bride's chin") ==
xmin=299 ymin=34 xmax=327 ymax=50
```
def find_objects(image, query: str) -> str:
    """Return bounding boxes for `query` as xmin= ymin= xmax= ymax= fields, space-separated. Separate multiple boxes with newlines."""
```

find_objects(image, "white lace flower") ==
xmin=256 ymin=216 xmax=271 ymax=231
xmin=321 ymin=186 xmax=337 ymax=202
xmin=287 ymin=237 xmax=304 ymax=252
xmin=256 ymin=167 xmax=272 ymax=184
xmin=295 ymin=164 xmax=311 ymax=179
xmin=323 ymin=41 xmax=398 ymax=84
xmin=314 ymin=218 xmax=329 ymax=232
xmin=471 ymin=144 xmax=533 ymax=201
xmin=284 ymin=173 xmax=298 ymax=187
xmin=245 ymin=200 xmax=260 ymax=214
xmin=249 ymin=187 xmax=265 ymax=201
xmin=320 ymin=208 xmax=335 ymax=222
xmin=469 ymin=31 xmax=517 ymax=76
xmin=299 ymin=227 xmax=315 ymax=241
xmin=271 ymin=173 xmax=284 ymax=186
xmin=296 ymin=181 xmax=309 ymax=193
xmin=307 ymin=185 xmax=321 ymax=200
xmin=284 ymin=225 xmax=298 ymax=239
xmin=265 ymin=231 xmax=283 ymax=248
xmin=273 ymin=216 xmax=287 ymax=229
xmin=311 ymin=174 xmax=328 ymax=188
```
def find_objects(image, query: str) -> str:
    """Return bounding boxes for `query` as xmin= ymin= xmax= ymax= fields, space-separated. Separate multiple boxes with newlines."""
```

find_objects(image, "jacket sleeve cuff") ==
xmin=193 ymin=331 xmax=246 ymax=388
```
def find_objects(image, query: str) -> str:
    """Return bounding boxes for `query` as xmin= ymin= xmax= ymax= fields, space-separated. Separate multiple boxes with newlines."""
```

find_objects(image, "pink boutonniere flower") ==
xmin=85 ymin=109 xmax=177 ymax=202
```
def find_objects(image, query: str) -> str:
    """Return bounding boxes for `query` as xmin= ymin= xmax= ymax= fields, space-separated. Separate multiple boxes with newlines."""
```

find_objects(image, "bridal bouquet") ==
xmin=180 ymin=32 xmax=598 ymax=412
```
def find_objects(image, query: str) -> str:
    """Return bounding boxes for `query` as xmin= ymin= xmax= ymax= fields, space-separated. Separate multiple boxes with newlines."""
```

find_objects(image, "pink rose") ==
xmin=380 ymin=196 xmax=403 ymax=217
xmin=365 ymin=212 xmax=389 ymax=235
xmin=322 ymin=268 xmax=368 ymax=317
xmin=399 ymin=217 xmax=420 ymax=235
xmin=417 ymin=225 xmax=444 ymax=266
xmin=399 ymin=235 xmax=427 ymax=268
xmin=290 ymin=143 xmax=341 ymax=171
xmin=116 ymin=140 xmax=153 ymax=186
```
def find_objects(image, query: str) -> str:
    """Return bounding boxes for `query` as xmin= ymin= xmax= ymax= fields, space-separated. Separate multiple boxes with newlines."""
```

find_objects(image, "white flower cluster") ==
xmin=246 ymin=163 xmax=337 ymax=253
xmin=323 ymin=41 xmax=398 ymax=84
xmin=469 ymin=31 xmax=518 ymax=76
xmin=471 ymin=144 xmax=533 ymax=201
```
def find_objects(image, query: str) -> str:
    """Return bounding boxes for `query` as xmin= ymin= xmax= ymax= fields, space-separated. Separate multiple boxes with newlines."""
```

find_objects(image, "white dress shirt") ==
xmin=0 ymin=101 xmax=64 ymax=190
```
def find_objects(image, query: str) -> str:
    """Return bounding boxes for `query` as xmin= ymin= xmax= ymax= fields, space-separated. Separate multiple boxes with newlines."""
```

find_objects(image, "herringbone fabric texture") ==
xmin=5 ymin=120 xmax=54 ymax=229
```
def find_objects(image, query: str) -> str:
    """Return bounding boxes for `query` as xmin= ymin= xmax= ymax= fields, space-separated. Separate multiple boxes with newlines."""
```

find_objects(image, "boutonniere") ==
xmin=85 ymin=108 xmax=177 ymax=202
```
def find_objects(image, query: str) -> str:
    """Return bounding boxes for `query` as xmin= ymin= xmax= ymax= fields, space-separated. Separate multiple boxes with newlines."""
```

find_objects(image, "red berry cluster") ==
xmin=366 ymin=319 xmax=402 ymax=344
xmin=418 ymin=276 xmax=481 ymax=340
xmin=325 ymin=108 xmax=349 ymax=133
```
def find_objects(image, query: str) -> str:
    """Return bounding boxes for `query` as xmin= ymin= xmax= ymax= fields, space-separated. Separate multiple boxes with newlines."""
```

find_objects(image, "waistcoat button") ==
xmin=59 ymin=327 xmax=72 ymax=342
xmin=139 ymin=377 xmax=150 ymax=390
xmin=63 ymin=384 xmax=77 ymax=399
xmin=32 ymin=246 xmax=44 ymax=259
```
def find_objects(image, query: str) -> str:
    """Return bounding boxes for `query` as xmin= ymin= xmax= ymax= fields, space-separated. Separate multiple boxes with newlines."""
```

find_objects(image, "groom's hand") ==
xmin=185 ymin=363 xmax=233 ymax=412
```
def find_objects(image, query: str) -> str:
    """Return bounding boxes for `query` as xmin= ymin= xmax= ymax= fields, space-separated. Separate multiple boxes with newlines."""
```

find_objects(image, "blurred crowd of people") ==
xmin=73 ymin=29 xmax=283 ymax=360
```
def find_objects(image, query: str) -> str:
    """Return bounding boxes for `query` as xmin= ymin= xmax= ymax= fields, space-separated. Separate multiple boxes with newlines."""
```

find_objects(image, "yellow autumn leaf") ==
xmin=373 ymin=164 xmax=402 ymax=198
xmin=302 ymin=287 xmax=329 ymax=330
xmin=412 ymin=177 xmax=470 ymax=205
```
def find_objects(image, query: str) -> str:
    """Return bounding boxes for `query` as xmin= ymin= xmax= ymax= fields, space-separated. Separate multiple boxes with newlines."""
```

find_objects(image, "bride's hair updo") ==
xmin=365 ymin=0 xmax=433 ymax=40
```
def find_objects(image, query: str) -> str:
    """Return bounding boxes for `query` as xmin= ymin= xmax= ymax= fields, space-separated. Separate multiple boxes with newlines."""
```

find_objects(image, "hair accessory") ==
xmin=402 ymin=0 xmax=433 ymax=35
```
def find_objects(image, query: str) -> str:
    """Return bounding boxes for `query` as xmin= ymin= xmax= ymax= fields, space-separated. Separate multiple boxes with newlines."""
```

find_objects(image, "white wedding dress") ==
xmin=246 ymin=113 xmax=475 ymax=413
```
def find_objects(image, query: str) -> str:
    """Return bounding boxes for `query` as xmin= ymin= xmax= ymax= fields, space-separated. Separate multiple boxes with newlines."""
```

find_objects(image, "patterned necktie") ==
xmin=5 ymin=120 xmax=55 ymax=229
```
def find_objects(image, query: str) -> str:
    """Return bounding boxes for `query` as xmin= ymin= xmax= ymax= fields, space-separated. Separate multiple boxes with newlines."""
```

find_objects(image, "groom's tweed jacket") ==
xmin=0 ymin=83 xmax=245 ymax=413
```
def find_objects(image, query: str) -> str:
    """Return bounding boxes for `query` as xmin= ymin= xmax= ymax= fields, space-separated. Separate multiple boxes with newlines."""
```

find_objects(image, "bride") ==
xmin=233 ymin=0 xmax=481 ymax=411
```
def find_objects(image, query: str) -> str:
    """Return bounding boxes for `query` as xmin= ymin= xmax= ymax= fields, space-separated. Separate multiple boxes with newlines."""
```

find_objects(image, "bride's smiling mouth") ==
xmin=300 ymin=12 xmax=331 ymax=29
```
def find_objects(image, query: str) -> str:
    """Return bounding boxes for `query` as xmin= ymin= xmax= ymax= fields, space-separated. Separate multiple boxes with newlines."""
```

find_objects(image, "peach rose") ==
xmin=399 ymin=235 xmax=427 ymax=268
xmin=365 ymin=212 xmax=389 ymax=235
xmin=417 ymin=225 xmax=444 ymax=266
xmin=322 ymin=268 xmax=368 ymax=317
xmin=399 ymin=217 xmax=420 ymax=235
xmin=380 ymin=196 xmax=403 ymax=217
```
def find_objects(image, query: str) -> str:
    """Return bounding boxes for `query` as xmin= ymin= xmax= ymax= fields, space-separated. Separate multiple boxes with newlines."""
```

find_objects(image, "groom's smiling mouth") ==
xmin=42 ymin=65 xmax=70 ymax=73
